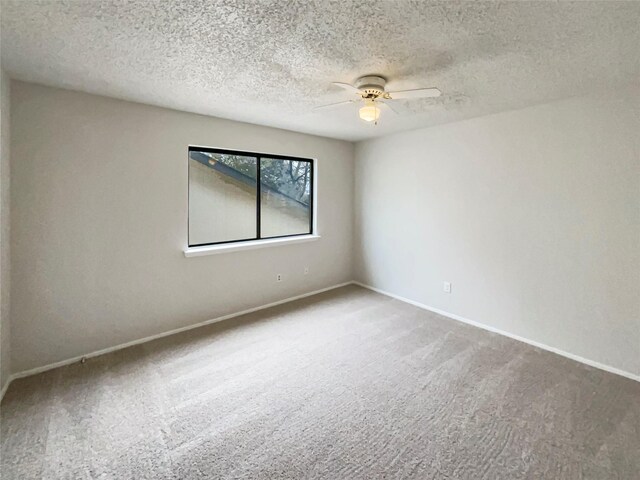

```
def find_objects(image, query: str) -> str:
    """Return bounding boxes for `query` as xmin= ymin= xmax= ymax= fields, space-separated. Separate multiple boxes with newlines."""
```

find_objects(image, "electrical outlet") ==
xmin=443 ymin=281 xmax=452 ymax=293
xmin=277 ymin=274 xmax=282 ymax=282
xmin=304 ymin=267 xmax=309 ymax=275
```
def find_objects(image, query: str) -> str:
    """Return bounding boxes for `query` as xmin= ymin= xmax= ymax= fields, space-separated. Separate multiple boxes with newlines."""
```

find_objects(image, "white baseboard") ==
xmin=1 ymin=281 xmax=355 ymax=401
xmin=3 ymin=278 xmax=635 ymax=403
xmin=353 ymin=281 xmax=640 ymax=383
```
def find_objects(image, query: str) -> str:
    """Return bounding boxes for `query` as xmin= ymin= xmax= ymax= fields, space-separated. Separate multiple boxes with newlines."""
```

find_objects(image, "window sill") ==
xmin=183 ymin=234 xmax=321 ymax=257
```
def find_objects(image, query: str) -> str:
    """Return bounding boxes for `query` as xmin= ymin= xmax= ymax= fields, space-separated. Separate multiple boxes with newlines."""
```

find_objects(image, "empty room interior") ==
xmin=0 ymin=1 xmax=639 ymax=479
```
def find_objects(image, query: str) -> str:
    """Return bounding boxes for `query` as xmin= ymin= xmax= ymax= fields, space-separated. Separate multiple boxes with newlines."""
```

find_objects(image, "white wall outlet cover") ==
xmin=443 ymin=282 xmax=452 ymax=293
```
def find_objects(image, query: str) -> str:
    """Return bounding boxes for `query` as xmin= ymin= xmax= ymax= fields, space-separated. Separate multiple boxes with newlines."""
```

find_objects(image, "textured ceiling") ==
xmin=1 ymin=1 xmax=639 ymax=141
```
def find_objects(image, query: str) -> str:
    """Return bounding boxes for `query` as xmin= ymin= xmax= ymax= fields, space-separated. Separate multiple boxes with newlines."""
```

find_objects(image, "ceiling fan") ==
xmin=315 ymin=75 xmax=441 ymax=124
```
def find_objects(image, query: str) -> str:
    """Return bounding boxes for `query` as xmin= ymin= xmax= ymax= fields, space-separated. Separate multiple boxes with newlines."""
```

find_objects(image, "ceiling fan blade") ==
xmin=386 ymin=87 xmax=441 ymax=100
xmin=377 ymin=99 xmax=398 ymax=115
xmin=378 ymin=99 xmax=411 ymax=115
xmin=313 ymin=99 xmax=357 ymax=110
xmin=332 ymin=82 xmax=363 ymax=95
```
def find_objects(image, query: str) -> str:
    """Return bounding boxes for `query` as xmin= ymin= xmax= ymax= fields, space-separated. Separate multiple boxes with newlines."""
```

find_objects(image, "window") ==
xmin=188 ymin=147 xmax=313 ymax=247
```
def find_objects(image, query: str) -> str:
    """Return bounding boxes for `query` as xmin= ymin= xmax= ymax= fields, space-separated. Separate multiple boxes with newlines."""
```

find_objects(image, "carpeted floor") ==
xmin=1 ymin=285 xmax=639 ymax=479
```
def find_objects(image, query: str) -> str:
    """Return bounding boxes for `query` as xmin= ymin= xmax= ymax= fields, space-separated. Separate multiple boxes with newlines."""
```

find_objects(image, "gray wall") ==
xmin=11 ymin=81 xmax=354 ymax=373
xmin=355 ymin=89 xmax=640 ymax=377
xmin=8 ymin=80 xmax=640 ymax=379
xmin=0 ymin=70 xmax=10 ymax=389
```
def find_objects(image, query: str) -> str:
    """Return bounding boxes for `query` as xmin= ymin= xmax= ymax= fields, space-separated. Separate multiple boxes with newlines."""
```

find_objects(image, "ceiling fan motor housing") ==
xmin=355 ymin=75 xmax=386 ymax=98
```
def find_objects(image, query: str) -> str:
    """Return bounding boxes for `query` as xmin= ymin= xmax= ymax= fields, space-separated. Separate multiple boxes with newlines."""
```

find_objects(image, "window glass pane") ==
xmin=260 ymin=159 xmax=312 ymax=238
xmin=189 ymin=151 xmax=257 ymax=245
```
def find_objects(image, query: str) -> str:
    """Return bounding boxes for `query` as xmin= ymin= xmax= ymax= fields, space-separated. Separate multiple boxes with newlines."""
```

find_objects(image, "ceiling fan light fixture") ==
xmin=318 ymin=76 xmax=441 ymax=124
xmin=359 ymin=100 xmax=381 ymax=123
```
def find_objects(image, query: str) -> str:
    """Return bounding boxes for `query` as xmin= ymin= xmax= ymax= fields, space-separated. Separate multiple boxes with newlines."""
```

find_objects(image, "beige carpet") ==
xmin=1 ymin=285 xmax=639 ymax=479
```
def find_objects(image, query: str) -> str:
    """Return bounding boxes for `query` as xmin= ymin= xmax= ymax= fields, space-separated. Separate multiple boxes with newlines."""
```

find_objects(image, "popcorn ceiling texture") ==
xmin=1 ymin=0 xmax=639 ymax=141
